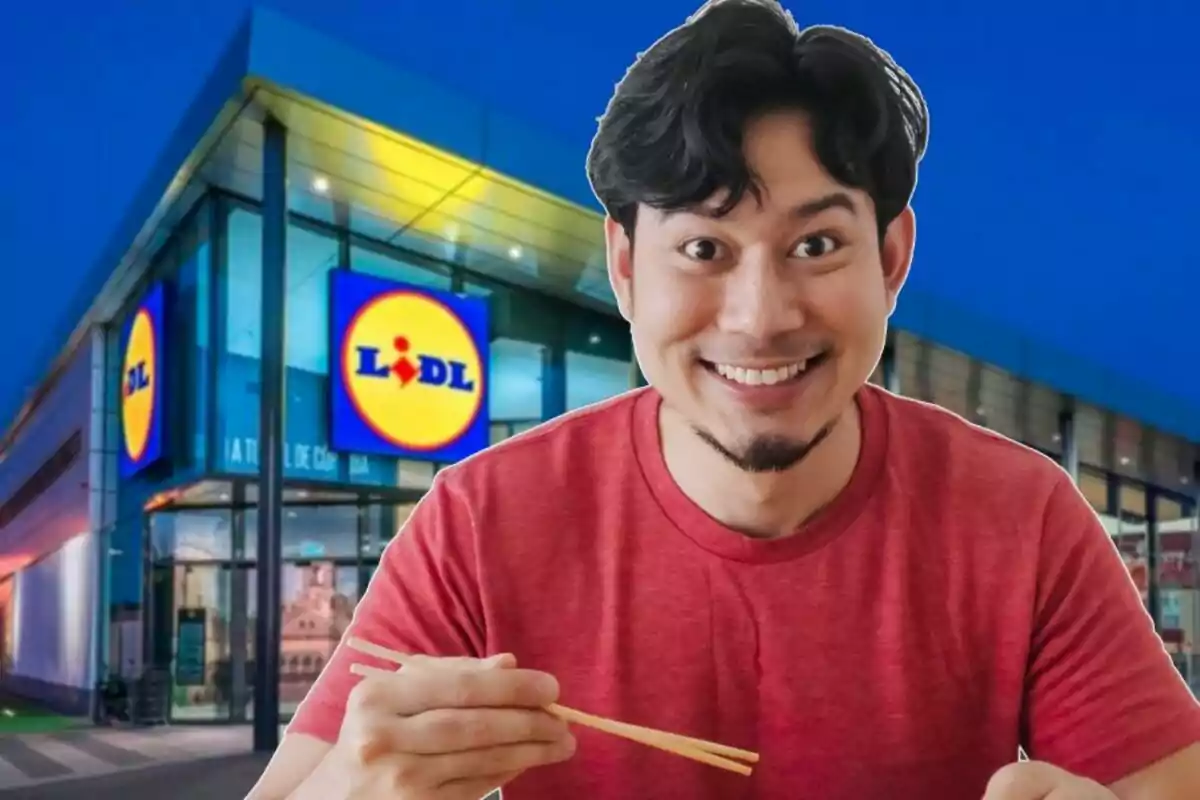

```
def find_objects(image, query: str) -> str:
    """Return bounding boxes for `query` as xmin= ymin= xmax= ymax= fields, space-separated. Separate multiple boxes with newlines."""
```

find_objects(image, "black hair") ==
xmin=586 ymin=0 xmax=929 ymax=241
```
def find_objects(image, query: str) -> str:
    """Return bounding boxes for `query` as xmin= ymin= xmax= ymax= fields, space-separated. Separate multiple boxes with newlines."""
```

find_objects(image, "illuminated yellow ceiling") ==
xmin=203 ymin=82 xmax=612 ymax=305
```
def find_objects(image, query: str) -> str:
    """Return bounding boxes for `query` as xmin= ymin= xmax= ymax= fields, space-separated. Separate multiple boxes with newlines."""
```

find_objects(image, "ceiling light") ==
xmin=588 ymin=333 xmax=601 ymax=345
xmin=508 ymin=245 xmax=522 ymax=260
xmin=1119 ymin=456 xmax=1131 ymax=466
xmin=311 ymin=175 xmax=331 ymax=194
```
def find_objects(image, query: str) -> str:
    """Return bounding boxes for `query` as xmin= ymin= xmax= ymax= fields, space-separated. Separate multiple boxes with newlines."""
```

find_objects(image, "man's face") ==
xmin=607 ymin=110 xmax=914 ymax=472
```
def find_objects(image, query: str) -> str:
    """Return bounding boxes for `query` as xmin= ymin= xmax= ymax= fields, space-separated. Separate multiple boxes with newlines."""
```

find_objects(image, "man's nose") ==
xmin=716 ymin=256 xmax=806 ymax=341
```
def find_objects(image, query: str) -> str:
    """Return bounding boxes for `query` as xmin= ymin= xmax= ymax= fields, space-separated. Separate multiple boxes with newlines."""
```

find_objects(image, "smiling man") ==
xmin=251 ymin=1 xmax=1200 ymax=799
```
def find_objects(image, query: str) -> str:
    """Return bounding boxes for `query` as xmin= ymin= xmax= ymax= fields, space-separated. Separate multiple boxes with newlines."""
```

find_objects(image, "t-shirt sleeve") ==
xmin=286 ymin=472 xmax=486 ymax=743
xmin=1023 ymin=471 xmax=1200 ymax=784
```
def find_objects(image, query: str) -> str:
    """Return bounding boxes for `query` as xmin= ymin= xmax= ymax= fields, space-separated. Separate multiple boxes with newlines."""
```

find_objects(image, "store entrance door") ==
xmin=150 ymin=562 xmax=234 ymax=722
xmin=233 ymin=559 xmax=360 ymax=721
xmin=144 ymin=480 xmax=415 ymax=724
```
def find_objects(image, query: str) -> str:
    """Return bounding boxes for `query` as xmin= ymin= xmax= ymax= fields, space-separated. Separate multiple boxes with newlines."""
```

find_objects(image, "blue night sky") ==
xmin=0 ymin=1 xmax=1197 ymax=430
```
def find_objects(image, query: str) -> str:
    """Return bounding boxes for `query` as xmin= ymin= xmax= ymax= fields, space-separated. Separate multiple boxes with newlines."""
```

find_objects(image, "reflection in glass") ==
xmin=566 ymin=351 xmax=629 ymax=411
xmin=151 ymin=509 xmax=233 ymax=561
xmin=1157 ymin=493 xmax=1199 ymax=689
xmin=362 ymin=503 xmax=418 ymax=557
xmin=278 ymin=562 xmax=359 ymax=715
xmin=351 ymin=244 xmax=452 ymax=290
xmin=286 ymin=225 xmax=340 ymax=374
xmin=491 ymin=339 xmax=545 ymax=421
xmin=170 ymin=565 xmax=231 ymax=721
xmin=464 ymin=278 xmax=559 ymax=423
xmin=244 ymin=505 xmax=360 ymax=561
xmin=224 ymin=208 xmax=263 ymax=361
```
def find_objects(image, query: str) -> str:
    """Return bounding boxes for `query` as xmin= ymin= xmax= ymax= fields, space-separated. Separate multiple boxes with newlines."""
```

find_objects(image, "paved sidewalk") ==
xmin=0 ymin=725 xmax=256 ymax=793
xmin=6 ymin=752 xmax=272 ymax=800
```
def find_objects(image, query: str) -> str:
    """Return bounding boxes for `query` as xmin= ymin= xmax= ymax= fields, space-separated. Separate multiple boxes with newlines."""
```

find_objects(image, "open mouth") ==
xmin=699 ymin=350 xmax=832 ymax=388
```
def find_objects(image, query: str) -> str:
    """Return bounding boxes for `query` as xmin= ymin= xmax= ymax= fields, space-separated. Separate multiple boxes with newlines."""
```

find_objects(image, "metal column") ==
xmin=542 ymin=345 xmax=567 ymax=419
xmin=1058 ymin=402 xmax=1079 ymax=482
xmin=253 ymin=115 xmax=288 ymax=753
xmin=1146 ymin=486 xmax=1161 ymax=632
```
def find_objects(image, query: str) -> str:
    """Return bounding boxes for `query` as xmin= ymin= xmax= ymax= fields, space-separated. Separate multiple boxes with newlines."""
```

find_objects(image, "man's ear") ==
xmin=880 ymin=205 xmax=915 ymax=317
xmin=605 ymin=216 xmax=634 ymax=322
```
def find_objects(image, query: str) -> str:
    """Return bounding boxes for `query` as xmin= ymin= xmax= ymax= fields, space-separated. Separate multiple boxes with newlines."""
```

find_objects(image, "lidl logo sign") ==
xmin=120 ymin=282 xmax=166 ymax=477
xmin=329 ymin=271 xmax=489 ymax=462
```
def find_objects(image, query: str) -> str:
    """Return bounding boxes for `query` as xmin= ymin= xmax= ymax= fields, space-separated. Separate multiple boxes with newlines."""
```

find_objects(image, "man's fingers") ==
xmin=422 ymin=737 xmax=577 ymax=786
xmin=355 ymin=708 xmax=569 ymax=757
xmin=401 ymin=707 xmax=570 ymax=754
xmin=351 ymin=666 xmax=560 ymax=717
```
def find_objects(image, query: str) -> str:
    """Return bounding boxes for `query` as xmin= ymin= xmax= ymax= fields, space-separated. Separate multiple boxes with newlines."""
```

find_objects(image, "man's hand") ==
xmin=983 ymin=761 xmax=1115 ymax=799
xmin=333 ymin=652 xmax=576 ymax=799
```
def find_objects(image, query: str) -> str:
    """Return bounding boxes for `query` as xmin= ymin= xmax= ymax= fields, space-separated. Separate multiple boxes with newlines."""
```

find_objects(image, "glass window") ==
xmin=464 ymin=278 xmax=562 ymax=423
xmin=1150 ymin=433 xmax=1195 ymax=495
xmin=896 ymin=332 xmax=930 ymax=402
xmin=217 ymin=208 xmax=349 ymax=480
xmin=1075 ymin=405 xmax=1106 ymax=472
xmin=286 ymin=224 xmax=340 ymax=374
xmin=566 ymin=350 xmax=628 ymax=410
xmin=492 ymin=339 xmax=546 ymax=421
xmin=1027 ymin=384 xmax=1063 ymax=458
xmin=1079 ymin=468 xmax=1111 ymax=519
xmin=565 ymin=308 xmax=632 ymax=411
xmin=150 ymin=509 xmax=233 ymax=561
xmin=282 ymin=225 xmax=345 ymax=482
xmin=172 ymin=238 xmax=211 ymax=470
xmin=244 ymin=504 xmax=359 ymax=561
xmin=224 ymin=208 xmax=263 ymax=361
xmin=362 ymin=501 xmax=419 ymax=557
xmin=279 ymin=560 xmax=360 ymax=716
xmin=1115 ymin=479 xmax=1149 ymax=605
xmin=1156 ymin=492 xmax=1198 ymax=689
xmin=1157 ymin=493 xmax=1196 ymax=589
xmin=218 ymin=207 xmax=263 ymax=473
xmin=978 ymin=365 xmax=1019 ymax=442
xmin=351 ymin=243 xmax=452 ymax=291
xmin=1109 ymin=415 xmax=1147 ymax=482
xmin=929 ymin=345 xmax=971 ymax=418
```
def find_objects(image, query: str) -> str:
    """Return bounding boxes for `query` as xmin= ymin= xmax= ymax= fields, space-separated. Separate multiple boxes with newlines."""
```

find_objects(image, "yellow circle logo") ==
xmin=121 ymin=308 xmax=158 ymax=463
xmin=341 ymin=291 xmax=484 ymax=451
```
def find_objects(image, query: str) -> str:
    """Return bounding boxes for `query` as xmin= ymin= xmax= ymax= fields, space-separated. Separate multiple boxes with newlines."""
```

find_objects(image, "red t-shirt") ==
xmin=290 ymin=385 xmax=1200 ymax=798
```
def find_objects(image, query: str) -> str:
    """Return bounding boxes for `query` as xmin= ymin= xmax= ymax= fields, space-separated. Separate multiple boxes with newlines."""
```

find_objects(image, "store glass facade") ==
xmin=102 ymin=188 xmax=634 ymax=721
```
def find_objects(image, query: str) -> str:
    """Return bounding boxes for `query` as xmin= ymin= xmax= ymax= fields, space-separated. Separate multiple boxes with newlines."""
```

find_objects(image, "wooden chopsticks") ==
xmin=344 ymin=637 xmax=759 ymax=776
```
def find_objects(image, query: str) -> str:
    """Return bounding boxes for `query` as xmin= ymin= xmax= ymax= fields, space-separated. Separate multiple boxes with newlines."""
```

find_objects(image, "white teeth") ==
xmin=713 ymin=361 xmax=808 ymax=386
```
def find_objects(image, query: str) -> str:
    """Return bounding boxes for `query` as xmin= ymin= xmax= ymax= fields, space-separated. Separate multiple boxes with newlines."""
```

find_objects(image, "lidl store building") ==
xmin=0 ymin=9 xmax=1197 ymax=728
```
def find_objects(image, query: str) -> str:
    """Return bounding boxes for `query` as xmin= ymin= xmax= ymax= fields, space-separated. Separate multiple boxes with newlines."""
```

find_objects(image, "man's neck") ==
xmin=659 ymin=400 xmax=863 ymax=540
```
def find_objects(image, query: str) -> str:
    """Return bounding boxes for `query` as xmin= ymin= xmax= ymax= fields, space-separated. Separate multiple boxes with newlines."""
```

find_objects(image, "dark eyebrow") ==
xmin=666 ymin=190 xmax=859 ymax=221
xmin=788 ymin=191 xmax=858 ymax=221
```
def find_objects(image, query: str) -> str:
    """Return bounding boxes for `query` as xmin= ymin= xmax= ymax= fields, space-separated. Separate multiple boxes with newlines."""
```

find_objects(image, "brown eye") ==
xmin=681 ymin=238 xmax=726 ymax=261
xmin=791 ymin=234 xmax=840 ymax=259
